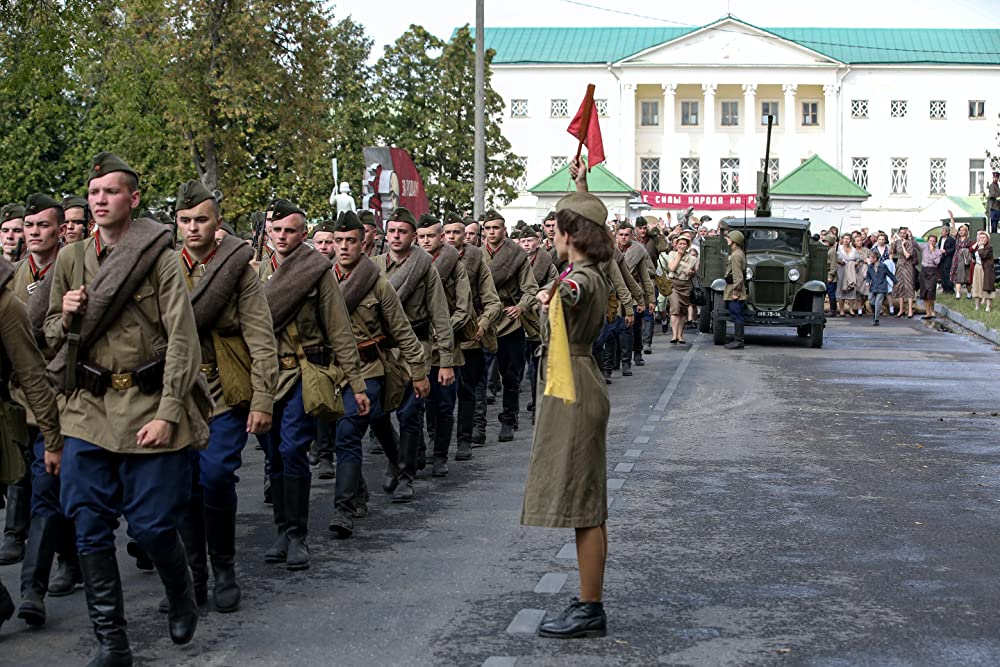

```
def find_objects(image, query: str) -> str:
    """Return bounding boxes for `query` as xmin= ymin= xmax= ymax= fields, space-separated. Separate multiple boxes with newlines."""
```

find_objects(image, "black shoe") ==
xmin=643 ymin=346 xmax=652 ymax=355
xmin=315 ymin=459 xmax=336 ymax=480
xmin=634 ymin=357 xmax=645 ymax=367
xmin=150 ymin=538 xmax=199 ymax=645
xmin=471 ymin=426 xmax=486 ymax=446
xmin=724 ymin=339 xmax=744 ymax=350
xmin=455 ymin=442 xmax=472 ymax=461
xmin=526 ymin=401 xmax=535 ymax=412
xmin=125 ymin=541 xmax=154 ymax=572
xmin=79 ymin=550 xmax=133 ymax=666
xmin=432 ymin=458 xmax=449 ymax=477
xmin=18 ymin=516 xmax=57 ymax=626
xmin=284 ymin=476 xmax=311 ymax=571
xmin=0 ymin=582 xmax=13 ymax=634
xmin=661 ymin=322 xmax=669 ymax=334
xmin=604 ymin=376 xmax=612 ymax=385
xmin=537 ymin=598 xmax=607 ymax=639
xmin=204 ymin=504 xmax=241 ymax=614
xmin=382 ymin=461 xmax=400 ymax=494
xmin=392 ymin=479 xmax=414 ymax=503
xmin=621 ymin=365 xmax=632 ymax=377
xmin=873 ymin=320 xmax=880 ymax=326
xmin=498 ymin=424 xmax=515 ymax=442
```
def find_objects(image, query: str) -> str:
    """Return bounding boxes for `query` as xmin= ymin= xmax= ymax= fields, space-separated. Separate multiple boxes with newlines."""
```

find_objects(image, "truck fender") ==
xmin=801 ymin=280 xmax=826 ymax=293
xmin=710 ymin=278 xmax=728 ymax=293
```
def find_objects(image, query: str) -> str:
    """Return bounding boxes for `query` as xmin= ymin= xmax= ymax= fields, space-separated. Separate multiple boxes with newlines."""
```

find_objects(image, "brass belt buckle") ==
xmin=111 ymin=373 xmax=134 ymax=391
xmin=279 ymin=356 xmax=298 ymax=370
xmin=199 ymin=363 xmax=218 ymax=377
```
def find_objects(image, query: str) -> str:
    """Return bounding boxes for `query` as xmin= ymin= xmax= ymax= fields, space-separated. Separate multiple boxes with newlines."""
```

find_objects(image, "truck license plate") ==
xmin=756 ymin=311 xmax=781 ymax=318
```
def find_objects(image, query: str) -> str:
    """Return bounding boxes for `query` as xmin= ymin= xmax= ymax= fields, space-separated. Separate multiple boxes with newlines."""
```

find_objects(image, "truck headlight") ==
xmin=788 ymin=268 xmax=801 ymax=282
xmin=746 ymin=267 xmax=753 ymax=280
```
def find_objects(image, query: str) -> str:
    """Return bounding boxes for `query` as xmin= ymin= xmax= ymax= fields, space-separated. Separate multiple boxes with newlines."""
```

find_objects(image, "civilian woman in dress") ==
xmin=853 ymin=234 xmax=871 ymax=315
xmin=950 ymin=220 xmax=973 ymax=299
xmin=661 ymin=232 xmax=699 ymax=344
xmin=915 ymin=234 xmax=943 ymax=319
xmin=970 ymin=229 xmax=995 ymax=312
xmin=836 ymin=234 xmax=860 ymax=316
xmin=891 ymin=228 xmax=917 ymax=318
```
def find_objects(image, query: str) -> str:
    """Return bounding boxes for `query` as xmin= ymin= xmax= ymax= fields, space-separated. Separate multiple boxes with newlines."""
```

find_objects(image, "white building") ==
xmin=481 ymin=17 xmax=1000 ymax=234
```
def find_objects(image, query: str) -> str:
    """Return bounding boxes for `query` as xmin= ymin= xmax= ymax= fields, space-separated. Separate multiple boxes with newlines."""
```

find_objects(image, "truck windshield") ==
xmin=746 ymin=229 xmax=804 ymax=254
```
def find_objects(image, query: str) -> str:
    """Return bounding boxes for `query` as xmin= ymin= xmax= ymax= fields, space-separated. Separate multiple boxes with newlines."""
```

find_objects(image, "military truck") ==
xmin=696 ymin=114 xmax=828 ymax=347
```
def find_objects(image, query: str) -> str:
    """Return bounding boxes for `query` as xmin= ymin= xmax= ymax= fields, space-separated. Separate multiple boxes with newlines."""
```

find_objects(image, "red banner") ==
xmin=641 ymin=191 xmax=756 ymax=211
xmin=362 ymin=146 xmax=430 ymax=228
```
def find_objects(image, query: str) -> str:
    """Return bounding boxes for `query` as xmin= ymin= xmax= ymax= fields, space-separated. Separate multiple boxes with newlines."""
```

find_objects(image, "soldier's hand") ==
xmin=438 ymin=367 xmax=455 ymax=387
xmin=136 ymin=419 xmax=175 ymax=449
xmin=354 ymin=391 xmax=371 ymax=417
xmin=625 ymin=314 xmax=634 ymax=327
xmin=412 ymin=377 xmax=431 ymax=398
xmin=473 ymin=325 xmax=485 ymax=341
xmin=246 ymin=410 xmax=272 ymax=435
xmin=44 ymin=450 xmax=62 ymax=476
xmin=648 ymin=302 xmax=655 ymax=313
xmin=504 ymin=305 xmax=522 ymax=320
xmin=62 ymin=285 xmax=87 ymax=329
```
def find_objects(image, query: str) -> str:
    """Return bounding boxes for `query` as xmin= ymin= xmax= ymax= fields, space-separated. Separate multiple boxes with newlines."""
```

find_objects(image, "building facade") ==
xmin=481 ymin=18 xmax=1000 ymax=233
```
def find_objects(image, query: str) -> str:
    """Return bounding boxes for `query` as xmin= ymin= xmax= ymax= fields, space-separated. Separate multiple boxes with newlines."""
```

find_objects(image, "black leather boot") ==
xmin=328 ymin=461 xmax=361 ymax=539
xmin=49 ymin=517 xmax=83 ymax=597
xmin=79 ymin=550 xmax=133 ymax=666
xmin=204 ymin=503 xmax=240 ymax=613
xmin=17 ymin=515 xmax=56 ymax=626
xmin=125 ymin=541 xmax=154 ymax=572
xmin=284 ymin=476 xmax=311 ymax=571
xmin=263 ymin=476 xmax=289 ymax=564
xmin=455 ymin=440 xmax=472 ymax=461
xmin=352 ymin=474 xmax=370 ymax=518
xmin=537 ymin=598 xmax=607 ymax=639
xmin=150 ymin=536 xmax=199 ymax=645
xmin=725 ymin=323 xmax=745 ymax=350
xmin=178 ymin=503 xmax=208 ymax=606
xmin=392 ymin=432 xmax=416 ymax=503
xmin=498 ymin=423 xmax=514 ymax=442
xmin=0 ymin=483 xmax=29 ymax=565
xmin=0 ymin=581 xmax=13 ymax=633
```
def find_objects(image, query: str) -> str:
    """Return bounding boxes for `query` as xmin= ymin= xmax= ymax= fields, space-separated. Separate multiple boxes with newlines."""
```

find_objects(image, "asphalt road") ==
xmin=3 ymin=316 xmax=1000 ymax=666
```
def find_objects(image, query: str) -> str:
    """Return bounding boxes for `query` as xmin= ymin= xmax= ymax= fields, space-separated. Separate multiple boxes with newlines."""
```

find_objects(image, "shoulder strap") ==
xmin=64 ymin=241 xmax=87 ymax=392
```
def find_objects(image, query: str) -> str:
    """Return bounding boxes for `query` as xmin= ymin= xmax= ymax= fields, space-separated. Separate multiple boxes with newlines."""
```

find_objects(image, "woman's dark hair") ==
xmin=555 ymin=209 xmax=613 ymax=263
xmin=927 ymin=234 xmax=938 ymax=243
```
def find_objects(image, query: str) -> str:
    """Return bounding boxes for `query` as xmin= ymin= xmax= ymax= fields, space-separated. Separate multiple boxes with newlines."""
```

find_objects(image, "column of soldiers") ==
xmin=0 ymin=152 xmax=665 ymax=664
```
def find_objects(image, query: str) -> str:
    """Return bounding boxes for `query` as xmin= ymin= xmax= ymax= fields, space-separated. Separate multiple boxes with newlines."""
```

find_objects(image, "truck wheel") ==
xmin=698 ymin=295 xmax=712 ymax=333
xmin=713 ymin=295 xmax=727 ymax=346
xmin=809 ymin=295 xmax=824 ymax=348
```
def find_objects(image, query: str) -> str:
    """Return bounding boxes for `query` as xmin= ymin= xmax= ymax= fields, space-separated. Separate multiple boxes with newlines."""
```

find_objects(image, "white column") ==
xmin=823 ymin=84 xmax=840 ymax=167
xmin=620 ymin=83 xmax=637 ymax=187
xmin=702 ymin=84 xmax=717 ymax=194
xmin=742 ymin=84 xmax=757 ymax=194
xmin=782 ymin=84 xmax=798 ymax=169
xmin=661 ymin=84 xmax=677 ymax=191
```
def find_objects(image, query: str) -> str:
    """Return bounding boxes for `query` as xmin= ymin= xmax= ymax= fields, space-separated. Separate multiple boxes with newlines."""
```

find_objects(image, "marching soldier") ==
xmin=371 ymin=207 xmax=454 ymax=501
xmin=482 ymin=210 xmax=538 ymax=442
xmin=0 ymin=204 xmax=25 ymax=262
xmin=328 ymin=211 xmax=428 ymax=536
xmin=359 ymin=210 xmax=379 ymax=256
xmin=724 ymin=230 xmax=747 ymax=350
xmin=308 ymin=221 xmax=338 ymax=480
xmin=0 ymin=253 xmax=64 ymax=635
xmin=518 ymin=227 xmax=557 ymax=416
xmin=614 ymin=222 xmax=655 ymax=374
xmin=61 ymin=196 xmax=90 ymax=245
xmin=310 ymin=221 xmax=337 ymax=262
xmin=45 ymin=152 xmax=211 ymax=662
xmin=634 ymin=217 xmax=661 ymax=354
xmin=464 ymin=219 xmax=482 ymax=248
xmin=174 ymin=180 xmax=278 ymax=612
xmin=257 ymin=198 xmax=369 ymax=570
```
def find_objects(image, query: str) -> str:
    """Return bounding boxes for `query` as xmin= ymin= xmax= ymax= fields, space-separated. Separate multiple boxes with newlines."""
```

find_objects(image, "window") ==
xmin=595 ymin=99 xmax=609 ymax=117
xmin=721 ymin=101 xmax=739 ymax=126
xmin=681 ymin=101 xmax=699 ymax=126
xmin=513 ymin=156 xmax=528 ymax=191
xmin=890 ymin=100 xmax=907 ymax=118
xmin=760 ymin=158 xmax=779 ymax=187
xmin=930 ymin=100 xmax=947 ymax=119
xmin=851 ymin=99 xmax=868 ymax=119
xmin=801 ymin=101 xmax=819 ymax=126
xmin=969 ymin=100 xmax=985 ymax=119
xmin=680 ymin=158 xmax=700 ymax=193
xmin=890 ymin=157 xmax=908 ymax=195
xmin=720 ymin=158 xmax=740 ymax=194
xmin=760 ymin=101 xmax=779 ymax=125
xmin=970 ymin=159 xmax=986 ymax=195
xmin=550 ymin=99 xmax=568 ymax=118
xmin=511 ymin=99 xmax=528 ymax=117
xmin=852 ymin=157 xmax=868 ymax=190
xmin=550 ymin=156 xmax=568 ymax=173
xmin=640 ymin=158 xmax=660 ymax=191
xmin=640 ymin=101 xmax=659 ymax=126
xmin=930 ymin=158 xmax=947 ymax=195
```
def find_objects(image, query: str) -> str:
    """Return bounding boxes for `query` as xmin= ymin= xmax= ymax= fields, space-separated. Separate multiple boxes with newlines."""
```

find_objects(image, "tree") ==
xmin=327 ymin=16 xmax=375 ymax=200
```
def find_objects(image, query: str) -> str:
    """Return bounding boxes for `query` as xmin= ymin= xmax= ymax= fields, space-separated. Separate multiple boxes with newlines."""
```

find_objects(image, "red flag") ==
xmin=567 ymin=84 xmax=605 ymax=170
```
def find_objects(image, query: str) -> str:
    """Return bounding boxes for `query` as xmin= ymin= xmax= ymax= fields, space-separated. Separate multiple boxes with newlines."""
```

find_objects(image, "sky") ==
xmin=330 ymin=0 xmax=1000 ymax=60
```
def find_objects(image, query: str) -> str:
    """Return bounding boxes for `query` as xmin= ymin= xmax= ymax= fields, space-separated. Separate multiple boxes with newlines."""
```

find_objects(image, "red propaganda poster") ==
xmin=641 ymin=191 xmax=757 ymax=211
xmin=362 ymin=147 xmax=430 ymax=228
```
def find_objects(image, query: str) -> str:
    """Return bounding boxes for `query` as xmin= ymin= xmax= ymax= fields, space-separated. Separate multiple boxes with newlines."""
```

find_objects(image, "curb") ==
xmin=933 ymin=302 xmax=1000 ymax=346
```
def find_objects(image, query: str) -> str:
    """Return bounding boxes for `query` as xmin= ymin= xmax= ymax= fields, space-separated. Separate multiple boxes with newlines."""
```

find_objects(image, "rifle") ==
xmin=254 ymin=201 xmax=275 ymax=263
xmin=12 ymin=237 xmax=24 ymax=262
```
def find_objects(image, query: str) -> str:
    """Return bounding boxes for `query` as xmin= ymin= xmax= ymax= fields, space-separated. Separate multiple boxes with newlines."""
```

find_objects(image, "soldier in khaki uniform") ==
xmin=328 ymin=211 xmax=429 ymax=536
xmin=257 ymin=198 xmax=369 ymax=571
xmin=482 ymin=210 xmax=539 ymax=442
xmin=0 ymin=204 xmax=25 ymax=262
xmin=442 ymin=212 xmax=502 ymax=458
xmin=307 ymin=221 xmax=338 ymax=480
xmin=61 ymin=196 xmax=90 ymax=245
xmin=614 ymin=222 xmax=655 ymax=374
xmin=724 ymin=230 xmax=748 ymax=350
xmin=45 ymin=152 xmax=210 ymax=661
xmin=0 ymin=254 xmax=64 ymax=635
xmin=517 ymin=228 xmax=556 ymax=417
xmin=174 ymin=180 xmax=278 ymax=613
xmin=371 ymin=207 xmax=454 ymax=502
xmin=359 ymin=210 xmax=379 ymax=256
xmin=310 ymin=221 xmax=336 ymax=262
xmin=825 ymin=233 xmax=839 ymax=317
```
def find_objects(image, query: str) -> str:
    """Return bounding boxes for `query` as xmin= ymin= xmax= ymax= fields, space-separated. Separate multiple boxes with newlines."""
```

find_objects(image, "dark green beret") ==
xmin=25 ymin=193 xmax=61 ymax=216
xmin=387 ymin=206 xmax=417 ymax=228
xmin=62 ymin=196 xmax=88 ymax=211
xmin=271 ymin=198 xmax=305 ymax=221
xmin=358 ymin=209 xmax=376 ymax=227
xmin=444 ymin=211 xmax=463 ymax=225
xmin=543 ymin=211 xmax=557 ymax=222
xmin=219 ymin=222 xmax=236 ymax=236
xmin=417 ymin=213 xmax=441 ymax=229
xmin=634 ymin=216 xmax=648 ymax=228
xmin=175 ymin=180 xmax=216 ymax=212
xmin=331 ymin=211 xmax=363 ymax=234
xmin=1 ymin=203 xmax=25 ymax=223
xmin=484 ymin=209 xmax=504 ymax=223
xmin=88 ymin=151 xmax=138 ymax=185
xmin=311 ymin=221 xmax=337 ymax=237
xmin=617 ymin=221 xmax=633 ymax=231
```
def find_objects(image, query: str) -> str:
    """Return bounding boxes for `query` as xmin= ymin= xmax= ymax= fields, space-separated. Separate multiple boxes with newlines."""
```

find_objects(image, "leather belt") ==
xmin=279 ymin=355 xmax=299 ymax=370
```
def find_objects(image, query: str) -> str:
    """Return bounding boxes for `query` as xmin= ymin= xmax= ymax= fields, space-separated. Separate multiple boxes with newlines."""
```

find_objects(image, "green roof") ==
xmin=529 ymin=162 xmax=635 ymax=194
xmin=947 ymin=195 xmax=985 ymax=216
xmin=468 ymin=23 xmax=1000 ymax=66
xmin=770 ymin=155 xmax=870 ymax=198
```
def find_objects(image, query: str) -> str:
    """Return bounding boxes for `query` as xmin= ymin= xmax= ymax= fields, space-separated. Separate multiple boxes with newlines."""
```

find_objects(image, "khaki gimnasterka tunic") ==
xmin=9 ymin=255 xmax=60 ymax=428
xmin=614 ymin=249 xmax=644 ymax=314
xmin=178 ymin=251 xmax=278 ymax=417
xmin=373 ymin=250 xmax=455 ymax=369
xmin=458 ymin=244 xmax=503 ymax=354
xmin=485 ymin=238 xmax=539 ymax=338
xmin=724 ymin=247 xmax=747 ymax=301
xmin=259 ymin=254 xmax=366 ymax=401
xmin=432 ymin=249 xmax=472 ymax=367
xmin=44 ymin=232 xmax=204 ymax=454
xmin=521 ymin=260 xmax=610 ymax=528
xmin=522 ymin=250 xmax=558 ymax=342
xmin=337 ymin=268 xmax=428 ymax=382
xmin=0 ymin=289 xmax=62 ymax=452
